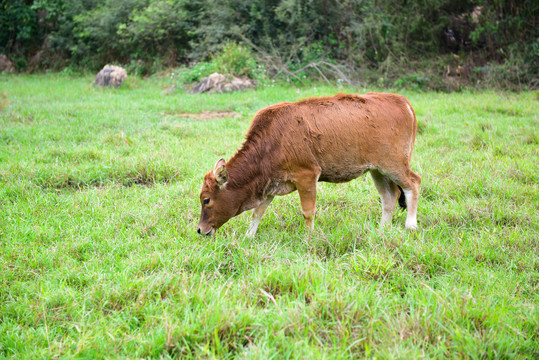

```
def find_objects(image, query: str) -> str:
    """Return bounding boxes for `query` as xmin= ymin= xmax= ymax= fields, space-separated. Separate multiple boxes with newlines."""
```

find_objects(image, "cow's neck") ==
xmin=225 ymin=143 xmax=270 ymax=211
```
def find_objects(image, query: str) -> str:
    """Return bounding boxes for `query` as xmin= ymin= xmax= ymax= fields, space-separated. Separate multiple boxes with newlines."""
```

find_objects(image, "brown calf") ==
xmin=197 ymin=93 xmax=421 ymax=236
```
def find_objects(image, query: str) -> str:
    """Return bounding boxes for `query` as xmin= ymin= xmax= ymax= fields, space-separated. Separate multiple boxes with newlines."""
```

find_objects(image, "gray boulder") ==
xmin=190 ymin=72 xmax=255 ymax=94
xmin=93 ymin=65 xmax=127 ymax=88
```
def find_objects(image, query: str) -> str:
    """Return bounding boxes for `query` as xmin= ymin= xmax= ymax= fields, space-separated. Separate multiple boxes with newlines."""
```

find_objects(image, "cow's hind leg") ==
xmin=247 ymin=195 xmax=274 ymax=237
xmin=370 ymin=170 xmax=401 ymax=228
xmin=391 ymin=168 xmax=421 ymax=230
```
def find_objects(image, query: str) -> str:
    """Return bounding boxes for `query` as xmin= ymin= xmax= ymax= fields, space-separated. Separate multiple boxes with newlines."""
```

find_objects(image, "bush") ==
xmin=176 ymin=42 xmax=261 ymax=84
xmin=212 ymin=42 xmax=260 ymax=78
xmin=394 ymin=73 xmax=430 ymax=91
xmin=177 ymin=61 xmax=216 ymax=83
xmin=118 ymin=0 xmax=194 ymax=67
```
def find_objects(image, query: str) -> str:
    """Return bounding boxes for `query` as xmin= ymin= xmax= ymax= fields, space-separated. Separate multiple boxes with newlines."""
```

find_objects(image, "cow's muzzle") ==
xmin=197 ymin=227 xmax=215 ymax=236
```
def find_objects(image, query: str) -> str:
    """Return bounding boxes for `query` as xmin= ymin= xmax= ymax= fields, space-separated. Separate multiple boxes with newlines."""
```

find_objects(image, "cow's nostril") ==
xmin=197 ymin=228 xmax=201 ymax=234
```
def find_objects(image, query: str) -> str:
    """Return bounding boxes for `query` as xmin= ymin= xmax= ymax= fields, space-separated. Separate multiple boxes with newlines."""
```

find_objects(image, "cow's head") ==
xmin=197 ymin=159 xmax=241 ymax=235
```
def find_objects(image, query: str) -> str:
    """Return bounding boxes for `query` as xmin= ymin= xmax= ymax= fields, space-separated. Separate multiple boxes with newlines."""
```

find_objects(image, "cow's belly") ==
xmin=317 ymin=154 xmax=373 ymax=183
xmin=319 ymin=166 xmax=370 ymax=183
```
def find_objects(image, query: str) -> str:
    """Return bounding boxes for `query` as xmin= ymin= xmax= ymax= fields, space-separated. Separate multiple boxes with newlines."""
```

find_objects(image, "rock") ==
xmin=0 ymin=55 xmax=14 ymax=73
xmin=190 ymin=73 xmax=226 ymax=93
xmin=93 ymin=65 xmax=127 ymax=88
xmin=225 ymin=76 xmax=256 ymax=92
xmin=190 ymin=72 xmax=255 ymax=94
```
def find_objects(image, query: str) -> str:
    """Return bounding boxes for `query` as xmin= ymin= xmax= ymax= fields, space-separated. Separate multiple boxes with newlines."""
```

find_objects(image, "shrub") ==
xmin=118 ymin=0 xmax=194 ymax=67
xmin=176 ymin=42 xmax=261 ymax=84
xmin=177 ymin=61 xmax=216 ymax=83
xmin=212 ymin=42 xmax=260 ymax=78
xmin=394 ymin=73 xmax=430 ymax=91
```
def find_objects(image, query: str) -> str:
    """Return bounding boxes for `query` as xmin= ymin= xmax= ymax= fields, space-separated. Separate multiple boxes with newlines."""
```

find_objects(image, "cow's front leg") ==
xmin=295 ymin=170 xmax=320 ymax=230
xmin=246 ymin=195 xmax=274 ymax=237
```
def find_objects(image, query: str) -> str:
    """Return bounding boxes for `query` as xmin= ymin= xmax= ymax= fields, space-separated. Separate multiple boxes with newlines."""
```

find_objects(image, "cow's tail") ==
xmin=398 ymin=186 xmax=407 ymax=210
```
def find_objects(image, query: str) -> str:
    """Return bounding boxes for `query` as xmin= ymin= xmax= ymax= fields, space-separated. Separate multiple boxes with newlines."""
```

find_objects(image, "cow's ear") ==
xmin=214 ymin=159 xmax=228 ymax=186
xmin=214 ymin=158 xmax=226 ymax=170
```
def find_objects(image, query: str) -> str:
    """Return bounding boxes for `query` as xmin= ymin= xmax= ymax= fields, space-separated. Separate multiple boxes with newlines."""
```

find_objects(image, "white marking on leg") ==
xmin=403 ymin=189 xmax=417 ymax=230
xmin=371 ymin=171 xmax=399 ymax=229
xmin=246 ymin=217 xmax=260 ymax=238
xmin=245 ymin=195 xmax=274 ymax=237
xmin=380 ymin=185 xmax=395 ymax=226
xmin=381 ymin=207 xmax=394 ymax=226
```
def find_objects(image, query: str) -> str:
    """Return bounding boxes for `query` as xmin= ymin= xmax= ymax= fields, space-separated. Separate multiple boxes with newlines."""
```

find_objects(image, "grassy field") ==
xmin=1 ymin=74 xmax=538 ymax=359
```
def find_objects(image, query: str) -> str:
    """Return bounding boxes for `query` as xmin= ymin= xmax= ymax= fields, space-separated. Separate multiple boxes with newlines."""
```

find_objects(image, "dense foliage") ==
xmin=1 ymin=0 xmax=537 ymax=88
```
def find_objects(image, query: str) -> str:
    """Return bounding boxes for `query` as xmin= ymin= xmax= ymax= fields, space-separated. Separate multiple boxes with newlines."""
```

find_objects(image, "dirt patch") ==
xmin=161 ymin=111 xmax=240 ymax=120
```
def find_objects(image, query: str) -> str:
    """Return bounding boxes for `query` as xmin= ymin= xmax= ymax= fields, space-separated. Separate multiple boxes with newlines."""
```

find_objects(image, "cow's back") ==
xmin=255 ymin=93 xmax=417 ymax=183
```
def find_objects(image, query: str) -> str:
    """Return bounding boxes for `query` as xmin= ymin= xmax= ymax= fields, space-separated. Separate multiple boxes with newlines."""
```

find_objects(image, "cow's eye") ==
xmin=203 ymin=198 xmax=210 ymax=205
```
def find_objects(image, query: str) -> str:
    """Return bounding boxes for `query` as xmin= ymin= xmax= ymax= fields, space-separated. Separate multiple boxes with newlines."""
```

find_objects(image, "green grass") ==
xmin=1 ymin=74 xmax=538 ymax=359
